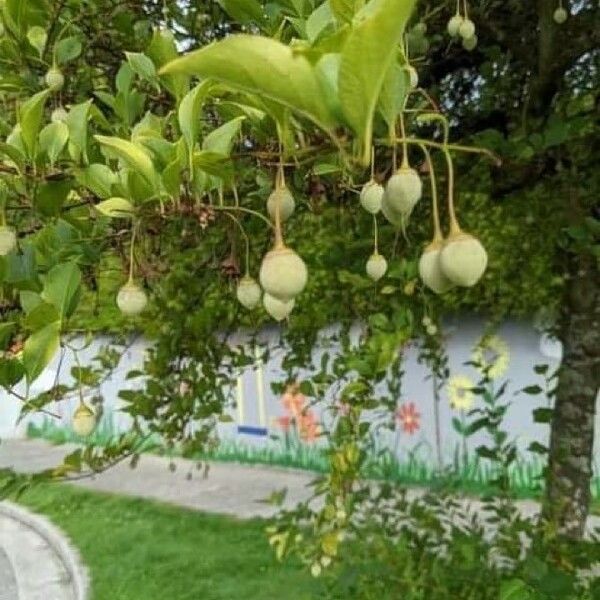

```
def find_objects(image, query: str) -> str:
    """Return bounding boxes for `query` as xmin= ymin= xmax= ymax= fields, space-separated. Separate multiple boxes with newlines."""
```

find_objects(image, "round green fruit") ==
xmin=117 ymin=282 xmax=148 ymax=316
xmin=72 ymin=403 xmax=97 ymax=437
xmin=45 ymin=67 xmax=65 ymax=91
xmin=263 ymin=293 xmax=295 ymax=321
xmin=259 ymin=246 xmax=307 ymax=302
xmin=360 ymin=180 xmax=384 ymax=214
xmin=440 ymin=232 xmax=488 ymax=287
xmin=236 ymin=276 xmax=262 ymax=310
xmin=366 ymin=253 xmax=387 ymax=282
xmin=267 ymin=186 xmax=295 ymax=222
xmin=418 ymin=241 xmax=454 ymax=294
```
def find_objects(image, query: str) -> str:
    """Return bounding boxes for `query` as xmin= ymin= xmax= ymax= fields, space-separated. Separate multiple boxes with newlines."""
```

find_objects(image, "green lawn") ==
xmin=17 ymin=484 xmax=323 ymax=600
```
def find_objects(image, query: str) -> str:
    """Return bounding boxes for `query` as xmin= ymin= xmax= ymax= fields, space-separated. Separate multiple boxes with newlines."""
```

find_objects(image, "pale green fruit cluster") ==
xmin=418 ymin=241 xmax=454 ymax=295
xmin=366 ymin=253 xmax=387 ymax=282
xmin=72 ymin=403 xmax=97 ymax=437
xmin=553 ymin=7 xmax=568 ymax=23
xmin=263 ymin=293 xmax=295 ymax=321
xmin=267 ymin=186 xmax=295 ymax=222
xmin=447 ymin=14 xmax=463 ymax=37
xmin=439 ymin=231 xmax=488 ymax=287
xmin=51 ymin=107 xmax=68 ymax=123
xmin=45 ymin=67 xmax=65 ymax=91
xmin=360 ymin=180 xmax=384 ymax=214
xmin=116 ymin=281 xmax=148 ymax=316
xmin=0 ymin=225 xmax=17 ymax=256
xmin=384 ymin=166 xmax=423 ymax=219
xmin=462 ymin=35 xmax=478 ymax=51
xmin=259 ymin=246 xmax=307 ymax=302
xmin=236 ymin=276 xmax=261 ymax=310
xmin=459 ymin=18 xmax=476 ymax=39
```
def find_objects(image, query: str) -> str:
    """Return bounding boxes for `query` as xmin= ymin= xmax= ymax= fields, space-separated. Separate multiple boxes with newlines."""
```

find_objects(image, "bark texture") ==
xmin=543 ymin=253 xmax=600 ymax=538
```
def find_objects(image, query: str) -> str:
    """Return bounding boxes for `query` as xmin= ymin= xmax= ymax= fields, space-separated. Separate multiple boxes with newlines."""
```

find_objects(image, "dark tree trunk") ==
xmin=543 ymin=252 xmax=600 ymax=538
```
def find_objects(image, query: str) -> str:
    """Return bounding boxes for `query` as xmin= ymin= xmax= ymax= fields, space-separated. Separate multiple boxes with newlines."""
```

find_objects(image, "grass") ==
xmin=27 ymin=419 xmax=600 ymax=503
xmin=17 ymin=483 xmax=323 ymax=600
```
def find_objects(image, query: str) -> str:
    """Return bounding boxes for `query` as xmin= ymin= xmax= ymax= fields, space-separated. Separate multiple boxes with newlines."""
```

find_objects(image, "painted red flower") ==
xmin=396 ymin=402 xmax=421 ymax=435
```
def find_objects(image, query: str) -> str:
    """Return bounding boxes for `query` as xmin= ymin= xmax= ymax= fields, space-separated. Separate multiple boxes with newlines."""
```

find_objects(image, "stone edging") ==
xmin=0 ymin=500 xmax=90 ymax=600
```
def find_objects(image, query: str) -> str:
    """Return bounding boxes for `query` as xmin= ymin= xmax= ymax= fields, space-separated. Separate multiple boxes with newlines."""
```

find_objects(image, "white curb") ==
xmin=0 ymin=500 xmax=90 ymax=600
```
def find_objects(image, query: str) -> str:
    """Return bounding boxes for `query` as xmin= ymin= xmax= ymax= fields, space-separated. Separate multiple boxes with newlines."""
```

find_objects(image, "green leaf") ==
xmin=0 ymin=357 xmax=25 ymax=388
xmin=41 ymin=262 xmax=81 ymax=319
xmin=499 ymin=579 xmax=534 ymax=600
xmin=18 ymin=89 xmax=51 ymax=158
xmin=178 ymin=81 xmax=212 ymax=173
xmin=38 ymin=121 xmax=69 ymax=166
xmin=126 ymin=52 xmax=158 ymax=84
xmin=24 ymin=301 xmax=61 ymax=331
xmin=34 ymin=179 xmax=73 ymax=217
xmin=0 ymin=322 xmax=16 ymax=350
xmin=306 ymin=1 xmax=335 ymax=41
xmin=75 ymin=163 xmax=117 ymax=199
xmin=216 ymin=0 xmax=265 ymax=24
xmin=20 ymin=291 xmax=42 ymax=314
xmin=0 ymin=141 xmax=26 ymax=172
xmin=95 ymin=135 xmax=158 ymax=189
xmin=55 ymin=36 xmax=82 ymax=65
xmin=521 ymin=385 xmax=543 ymax=395
xmin=146 ymin=28 xmax=189 ymax=101
xmin=64 ymin=100 xmax=92 ymax=164
xmin=330 ymin=0 xmax=364 ymax=23
xmin=532 ymin=407 xmax=553 ymax=424
xmin=27 ymin=26 xmax=47 ymax=56
xmin=338 ymin=0 xmax=415 ymax=164
xmin=22 ymin=321 xmax=61 ymax=384
xmin=161 ymin=35 xmax=337 ymax=132
xmin=95 ymin=197 xmax=135 ymax=218
xmin=378 ymin=59 xmax=409 ymax=134
xmin=192 ymin=150 xmax=234 ymax=181
xmin=202 ymin=116 xmax=245 ymax=155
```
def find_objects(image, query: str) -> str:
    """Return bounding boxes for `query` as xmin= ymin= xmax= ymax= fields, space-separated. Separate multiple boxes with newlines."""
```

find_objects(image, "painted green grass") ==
xmin=16 ymin=483 xmax=323 ymax=600
xmin=27 ymin=419 xmax=600 ymax=502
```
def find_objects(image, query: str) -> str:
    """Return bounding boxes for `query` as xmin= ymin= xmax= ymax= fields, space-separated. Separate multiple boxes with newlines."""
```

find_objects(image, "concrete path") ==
xmin=0 ymin=439 xmax=315 ymax=519
xmin=1 ymin=439 xmax=599 ymax=529
xmin=0 ymin=501 xmax=88 ymax=600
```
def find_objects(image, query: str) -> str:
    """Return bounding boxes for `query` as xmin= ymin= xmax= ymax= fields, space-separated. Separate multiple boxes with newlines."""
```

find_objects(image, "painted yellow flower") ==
xmin=472 ymin=335 xmax=510 ymax=380
xmin=448 ymin=375 xmax=475 ymax=411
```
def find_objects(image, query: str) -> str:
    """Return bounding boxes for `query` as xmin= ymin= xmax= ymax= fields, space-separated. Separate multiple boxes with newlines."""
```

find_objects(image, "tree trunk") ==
xmin=543 ymin=252 xmax=600 ymax=538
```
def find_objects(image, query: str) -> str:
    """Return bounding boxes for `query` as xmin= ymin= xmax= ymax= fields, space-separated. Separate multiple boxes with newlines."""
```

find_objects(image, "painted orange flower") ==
xmin=282 ymin=383 xmax=305 ymax=417
xmin=396 ymin=402 xmax=421 ymax=435
xmin=298 ymin=411 xmax=320 ymax=443
xmin=275 ymin=415 xmax=292 ymax=432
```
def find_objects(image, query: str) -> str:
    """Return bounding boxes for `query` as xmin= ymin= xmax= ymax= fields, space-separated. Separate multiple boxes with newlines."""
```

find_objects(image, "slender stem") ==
xmin=231 ymin=182 xmax=240 ymax=207
xmin=442 ymin=147 xmax=461 ymax=234
xmin=128 ymin=220 xmax=138 ymax=283
xmin=222 ymin=211 xmax=251 ymax=275
xmin=373 ymin=214 xmax=379 ymax=253
xmin=212 ymin=205 xmax=275 ymax=231
xmin=409 ymin=88 xmax=440 ymax=112
xmin=382 ymin=136 xmax=501 ymax=165
xmin=463 ymin=0 xmax=469 ymax=19
xmin=398 ymin=111 xmax=409 ymax=168
xmin=456 ymin=0 xmax=461 ymax=15
xmin=419 ymin=144 xmax=443 ymax=242
xmin=370 ymin=146 xmax=375 ymax=180
xmin=273 ymin=144 xmax=285 ymax=249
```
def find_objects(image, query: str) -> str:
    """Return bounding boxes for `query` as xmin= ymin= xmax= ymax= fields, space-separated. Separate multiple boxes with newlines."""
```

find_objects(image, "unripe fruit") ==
xmin=381 ymin=192 xmax=405 ymax=229
xmin=418 ymin=241 xmax=454 ymax=294
xmin=406 ymin=65 xmax=419 ymax=89
xmin=117 ymin=281 xmax=148 ymax=316
xmin=360 ymin=180 xmax=384 ymax=214
xmin=440 ymin=232 xmax=488 ymax=287
xmin=263 ymin=293 xmax=294 ymax=321
xmin=236 ymin=276 xmax=261 ymax=310
xmin=462 ymin=35 xmax=478 ymax=51
xmin=553 ymin=7 xmax=568 ymax=23
xmin=259 ymin=246 xmax=307 ymax=302
xmin=0 ymin=226 xmax=17 ymax=256
xmin=447 ymin=14 xmax=463 ymax=37
xmin=45 ymin=67 xmax=64 ymax=91
xmin=385 ymin=166 xmax=423 ymax=217
xmin=459 ymin=18 xmax=476 ymax=39
xmin=267 ymin=186 xmax=295 ymax=222
xmin=72 ymin=403 xmax=97 ymax=437
xmin=51 ymin=107 xmax=68 ymax=123
xmin=366 ymin=253 xmax=387 ymax=281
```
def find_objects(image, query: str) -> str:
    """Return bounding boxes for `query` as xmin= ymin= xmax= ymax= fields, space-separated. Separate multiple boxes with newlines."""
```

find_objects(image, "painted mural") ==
xmin=2 ymin=316 xmax=598 ymax=499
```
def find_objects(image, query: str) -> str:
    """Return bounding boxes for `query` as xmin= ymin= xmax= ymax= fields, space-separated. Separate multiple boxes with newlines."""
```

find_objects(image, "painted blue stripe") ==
xmin=237 ymin=426 xmax=268 ymax=437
